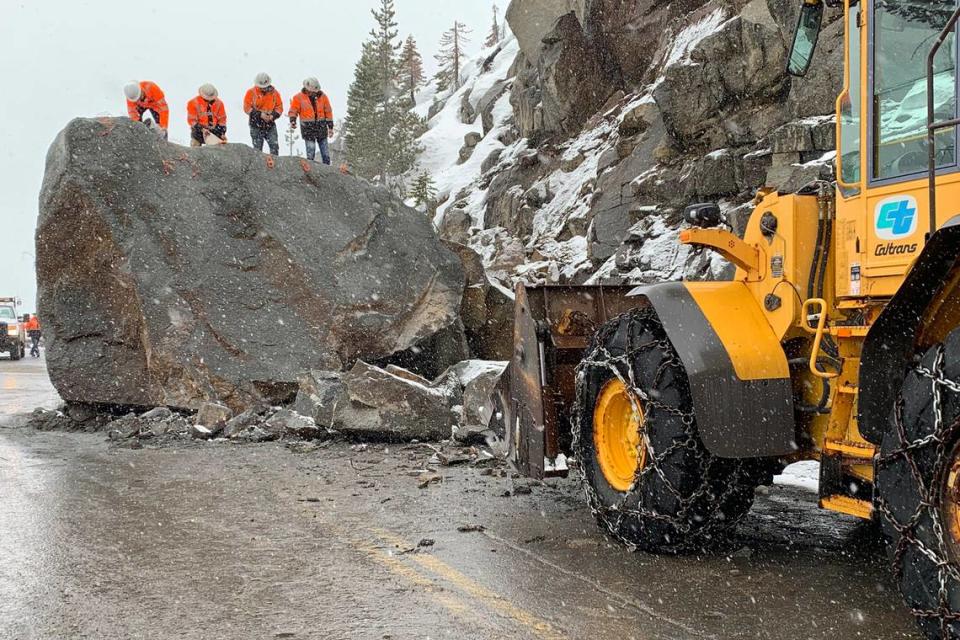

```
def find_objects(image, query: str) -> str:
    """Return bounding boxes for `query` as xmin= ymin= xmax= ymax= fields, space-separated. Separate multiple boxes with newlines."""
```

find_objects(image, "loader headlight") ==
xmin=7 ymin=326 xmax=18 ymax=336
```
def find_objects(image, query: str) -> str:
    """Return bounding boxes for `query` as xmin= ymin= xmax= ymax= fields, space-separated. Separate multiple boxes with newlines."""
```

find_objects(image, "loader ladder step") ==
xmin=820 ymin=495 xmax=873 ymax=520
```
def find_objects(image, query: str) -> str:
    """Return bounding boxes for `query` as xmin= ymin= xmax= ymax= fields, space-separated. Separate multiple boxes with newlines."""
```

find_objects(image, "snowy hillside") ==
xmin=405 ymin=0 xmax=839 ymax=293
xmin=407 ymin=33 xmax=727 ymax=290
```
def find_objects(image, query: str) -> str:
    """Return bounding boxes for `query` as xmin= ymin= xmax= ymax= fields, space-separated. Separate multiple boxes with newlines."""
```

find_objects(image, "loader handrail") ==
xmin=802 ymin=298 xmax=839 ymax=380
xmin=926 ymin=6 xmax=960 ymax=243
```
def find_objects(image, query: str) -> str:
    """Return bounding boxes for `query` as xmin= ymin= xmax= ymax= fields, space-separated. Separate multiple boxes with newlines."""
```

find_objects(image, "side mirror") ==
xmin=684 ymin=202 xmax=723 ymax=227
xmin=787 ymin=0 xmax=824 ymax=77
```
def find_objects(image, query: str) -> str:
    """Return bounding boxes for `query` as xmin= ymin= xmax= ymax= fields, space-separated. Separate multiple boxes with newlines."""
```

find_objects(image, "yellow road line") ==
xmin=346 ymin=535 xmax=478 ymax=622
xmin=370 ymin=527 xmax=564 ymax=639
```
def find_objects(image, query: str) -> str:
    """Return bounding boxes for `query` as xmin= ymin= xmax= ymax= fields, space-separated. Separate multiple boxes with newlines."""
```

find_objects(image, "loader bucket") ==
xmin=498 ymin=284 xmax=639 ymax=479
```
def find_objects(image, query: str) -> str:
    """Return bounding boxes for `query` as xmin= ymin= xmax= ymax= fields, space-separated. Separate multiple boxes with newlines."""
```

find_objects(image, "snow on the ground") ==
xmin=774 ymin=460 xmax=820 ymax=492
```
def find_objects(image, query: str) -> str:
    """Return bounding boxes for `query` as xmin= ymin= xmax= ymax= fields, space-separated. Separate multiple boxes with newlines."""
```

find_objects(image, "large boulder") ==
xmin=37 ymin=118 xmax=466 ymax=411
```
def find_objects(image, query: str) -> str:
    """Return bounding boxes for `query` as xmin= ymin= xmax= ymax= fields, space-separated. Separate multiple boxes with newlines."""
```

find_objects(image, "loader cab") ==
xmin=791 ymin=0 xmax=960 ymax=298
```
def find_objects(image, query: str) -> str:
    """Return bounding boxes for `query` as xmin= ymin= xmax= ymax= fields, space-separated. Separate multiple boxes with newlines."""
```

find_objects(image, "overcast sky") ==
xmin=0 ymin=0 xmax=496 ymax=312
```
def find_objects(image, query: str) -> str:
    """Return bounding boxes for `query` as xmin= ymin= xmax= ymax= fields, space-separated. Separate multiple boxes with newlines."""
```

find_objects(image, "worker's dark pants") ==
xmin=250 ymin=125 xmax=279 ymax=156
xmin=28 ymin=333 xmax=40 ymax=358
xmin=304 ymin=136 xmax=330 ymax=165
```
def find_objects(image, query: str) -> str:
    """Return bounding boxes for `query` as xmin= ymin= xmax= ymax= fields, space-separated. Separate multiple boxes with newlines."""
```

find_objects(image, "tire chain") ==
xmin=875 ymin=344 xmax=960 ymax=635
xmin=571 ymin=308 xmax=755 ymax=552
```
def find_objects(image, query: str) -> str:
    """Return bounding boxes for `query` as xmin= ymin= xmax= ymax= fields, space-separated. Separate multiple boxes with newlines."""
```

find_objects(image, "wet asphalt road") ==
xmin=0 ymin=355 xmax=922 ymax=639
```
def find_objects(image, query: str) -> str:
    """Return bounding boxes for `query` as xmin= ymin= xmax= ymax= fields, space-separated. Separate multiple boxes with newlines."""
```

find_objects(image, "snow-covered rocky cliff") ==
xmin=410 ymin=0 xmax=842 ymax=292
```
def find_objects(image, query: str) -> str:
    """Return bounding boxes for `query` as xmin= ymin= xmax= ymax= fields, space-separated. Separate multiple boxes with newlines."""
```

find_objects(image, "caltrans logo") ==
xmin=875 ymin=195 xmax=918 ymax=240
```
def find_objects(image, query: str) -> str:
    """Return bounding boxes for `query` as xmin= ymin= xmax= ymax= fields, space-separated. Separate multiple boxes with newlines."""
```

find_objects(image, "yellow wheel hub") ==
xmin=593 ymin=378 xmax=646 ymax=492
xmin=943 ymin=445 xmax=960 ymax=560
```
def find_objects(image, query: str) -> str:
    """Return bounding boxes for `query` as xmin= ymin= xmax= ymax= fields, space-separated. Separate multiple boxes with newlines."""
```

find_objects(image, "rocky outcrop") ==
xmin=412 ymin=0 xmax=844 ymax=299
xmin=38 ymin=118 xmax=466 ymax=411
xmin=506 ymin=0 xmax=586 ymax=61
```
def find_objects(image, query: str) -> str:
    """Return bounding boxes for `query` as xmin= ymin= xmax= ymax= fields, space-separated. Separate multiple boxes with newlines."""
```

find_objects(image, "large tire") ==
xmin=572 ymin=307 xmax=763 ymax=553
xmin=876 ymin=328 xmax=960 ymax=639
xmin=9 ymin=343 xmax=21 ymax=361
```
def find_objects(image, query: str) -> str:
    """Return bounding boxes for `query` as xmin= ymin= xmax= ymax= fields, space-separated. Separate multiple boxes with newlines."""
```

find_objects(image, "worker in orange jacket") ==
xmin=243 ymin=73 xmax=283 ymax=155
xmin=187 ymin=84 xmax=227 ymax=147
xmin=124 ymin=81 xmax=170 ymax=138
xmin=289 ymin=77 xmax=335 ymax=164
xmin=23 ymin=314 xmax=40 ymax=358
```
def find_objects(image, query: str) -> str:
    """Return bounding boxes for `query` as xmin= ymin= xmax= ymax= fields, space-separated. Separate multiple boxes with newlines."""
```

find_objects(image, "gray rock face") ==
xmin=538 ymin=13 xmax=616 ymax=137
xmin=37 ymin=118 xmax=466 ymax=411
xmin=506 ymin=0 xmax=586 ymax=61
xmin=654 ymin=13 xmax=787 ymax=142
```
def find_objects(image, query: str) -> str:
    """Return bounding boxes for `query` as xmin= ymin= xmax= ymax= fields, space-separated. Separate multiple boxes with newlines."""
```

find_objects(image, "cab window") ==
xmin=0 ymin=308 xmax=15 ymax=320
xmin=840 ymin=3 xmax=862 ymax=188
xmin=872 ymin=0 xmax=957 ymax=181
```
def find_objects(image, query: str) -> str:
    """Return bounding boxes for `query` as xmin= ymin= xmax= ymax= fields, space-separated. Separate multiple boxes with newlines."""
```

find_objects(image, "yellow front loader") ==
xmin=501 ymin=1 xmax=960 ymax=636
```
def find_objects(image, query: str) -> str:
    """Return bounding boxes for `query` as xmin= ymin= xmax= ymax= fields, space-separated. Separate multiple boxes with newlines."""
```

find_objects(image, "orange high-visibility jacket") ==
xmin=126 ymin=81 xmax=170 ymax=129
xmin=288 ymin=91 xmax=333 ymax=123
xmin=24 ymin=316 xmax=39 ymax=332
xmin=243 ymin=87 xmax=283 ymax=117
xmin=187 ymin=96 xmax=227 ymax=128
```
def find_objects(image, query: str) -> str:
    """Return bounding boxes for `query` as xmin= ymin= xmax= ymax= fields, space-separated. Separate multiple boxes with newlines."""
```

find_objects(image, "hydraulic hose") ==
xmin=788 ymin=357 xmax=834 ymax=414
xmin=817 ymin=194 xmax=840 ymax=359
xmin=808 ymin=193 xmax=827 ymax=300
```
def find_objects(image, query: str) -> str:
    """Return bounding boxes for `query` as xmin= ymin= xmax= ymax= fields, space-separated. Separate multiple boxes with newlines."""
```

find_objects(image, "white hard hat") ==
xmin=123 ymin=82 xmax=142 ymax=101
xmin=199 ymin=83 xmax=218 ymax=100
xmin=303 ymin=77 xmax=321 ymax=92
xmin=255 ymin=72 xmax=272 ymax=89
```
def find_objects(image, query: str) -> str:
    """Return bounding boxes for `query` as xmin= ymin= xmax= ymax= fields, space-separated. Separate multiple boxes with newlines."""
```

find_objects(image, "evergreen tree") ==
xmin=485 ymin=5 xmax=500 ymax=48
xmin=435 ymin=21 xmax=471 ymax=93
xmin=398 ymin=35 xmax=425 ymax=106
xmin=343 ymin=0 xmax=423 ymax=184
xmin=344 ymin=41 xmax=384 ymax=179
xmin=409 ymin=172 xmax=437 ymax=210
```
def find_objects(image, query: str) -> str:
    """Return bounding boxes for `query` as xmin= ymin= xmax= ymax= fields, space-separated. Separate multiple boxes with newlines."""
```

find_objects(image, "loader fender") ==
xmin=859 ymin=215 xmax=960 ymax=445
xmin=627 ymin=281 xmax=797 ymax=458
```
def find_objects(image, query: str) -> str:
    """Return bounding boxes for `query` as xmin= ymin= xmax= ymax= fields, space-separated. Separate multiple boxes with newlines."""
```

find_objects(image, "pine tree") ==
xmin=343 ymin=1 xmax=423 ymax=183
xmin=410 ymin=171 xmax=437 ymax=210
xmin=398 ymin=35 xmax=425 ymax=106
xmin=344 ymin=42 xmax=384 ymax=179
xmin=409 ymin=171 xmax=438 ymax=214
xmin=435 ymin=21 xmax=471 ymax=93
xmin=485 ymin=5 xmax=500 ymax=48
